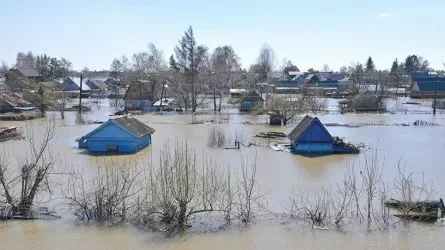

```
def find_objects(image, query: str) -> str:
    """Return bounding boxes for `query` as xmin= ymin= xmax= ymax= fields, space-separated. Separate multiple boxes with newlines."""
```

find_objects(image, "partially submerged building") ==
xmin=410 ymin=77 xmax=445 ymax=98
xmin=4 ymin=67 xmax=41 ymax=91
xmin=0 ymin=92 xmax=36 ymax=113
xmin=239 ymin=90 xmax=264 ymax=112
xmin=76 ymin=116 xmax=155 ymax=154
xmin=287 ymin=115 xmax=359 ymax=154
xmin=123 ymin=81 xmax=155 ymax=111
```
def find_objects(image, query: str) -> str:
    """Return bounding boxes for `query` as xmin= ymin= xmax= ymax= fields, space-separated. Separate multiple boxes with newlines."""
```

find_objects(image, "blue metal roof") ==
xmin=414 ymin=77 xmax=445 ymax=91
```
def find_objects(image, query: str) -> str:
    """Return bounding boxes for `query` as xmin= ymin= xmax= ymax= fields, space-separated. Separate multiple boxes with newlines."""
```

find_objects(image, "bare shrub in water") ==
xmin=65 ymin=162 xmax=142 ymax=224
xmin=361 ymin=150 xmax=383 ymax=227
xmin=145 ymin=140 xmax=230 ymax=231
xmin=233 ymin=155 xmax=262 ymax=224
xmin=0 ymin=118 xmax=56 ymax=219
xmin=392 ymin=160 xmax=437 ymax=222
xmin=288 ymin=188 xmax=332 ymax=228
xmin=207 ymin=126 xmax=226 ymax=148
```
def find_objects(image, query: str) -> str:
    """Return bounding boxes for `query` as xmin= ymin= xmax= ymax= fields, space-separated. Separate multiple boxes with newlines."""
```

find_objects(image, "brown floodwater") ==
xmin=1 ymin=97 xmax=445 ymax=249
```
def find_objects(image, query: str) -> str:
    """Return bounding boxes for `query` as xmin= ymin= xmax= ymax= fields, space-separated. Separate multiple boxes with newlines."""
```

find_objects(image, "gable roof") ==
xmin=0 ymin=92 xmax=33 ymax=107
xmin=82 ymin=116 xmax=155 ymax=139
xmin=287 ymin=115 xmax=333 ymax=143
xmin=63 ymin=77 xmax=91 ymax=91
xmin=113 ymin=116 xmax=155 ymax=137
xmin=124 ymin=81 xmax=154 ymax=101
xmin=412 ymin=77 xmax=445 ymax=92
xmin=86 ymin=79 xmax=107 ymax=90
xmin=16 ymin=67 xmax=41 ymax=77
xmin=240 ymin=90 xmax=264 ymax=102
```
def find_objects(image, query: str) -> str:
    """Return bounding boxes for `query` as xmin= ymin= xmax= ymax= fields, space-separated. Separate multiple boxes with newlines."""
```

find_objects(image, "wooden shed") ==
xmin=239 ymin=91 xmax=264 ymax=112
xmin=76 ymin=116 xmax=155 ymax=154
xmin=288 ymin=115 xmax=359 ymax=154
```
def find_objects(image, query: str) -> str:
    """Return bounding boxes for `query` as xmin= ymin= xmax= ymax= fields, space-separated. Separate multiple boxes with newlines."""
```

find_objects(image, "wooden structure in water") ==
xmin=287 ymin=115 xmax=359 ymax=154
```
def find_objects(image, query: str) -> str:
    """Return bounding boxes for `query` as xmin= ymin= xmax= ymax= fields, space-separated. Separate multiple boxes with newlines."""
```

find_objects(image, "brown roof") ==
xmin=0 ymin=92 xmax=33 ymax=107
xmin=287 ymin=115 xmax=315 ymax=142
xmin=16 ymin=67 xmax=41 ymax=77
xmin=124 ymin=81 xmax=154 ymax=101
xmin=113 ymin=116 xmax=155 ymax=137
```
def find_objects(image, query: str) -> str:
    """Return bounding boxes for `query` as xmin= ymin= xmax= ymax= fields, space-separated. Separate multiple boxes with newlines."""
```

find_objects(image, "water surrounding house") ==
xmin=288 ymin=115 xmax=359 ymax=154
xmin=239 ymin=90 xmax=264 ymax=111
xmin=1 ymin=97 xmax=445 ymax=249
xmin=76 ymin=116 xmax=155 ymax=153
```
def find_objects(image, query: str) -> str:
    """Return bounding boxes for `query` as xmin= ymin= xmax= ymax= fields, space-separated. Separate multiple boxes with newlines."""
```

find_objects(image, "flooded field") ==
xmin=1 ymin=97 xmax=445 ymax=249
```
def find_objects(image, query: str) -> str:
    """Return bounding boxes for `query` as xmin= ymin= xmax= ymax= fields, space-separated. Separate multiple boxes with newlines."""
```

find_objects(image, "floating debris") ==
xmin=413 ymin=120 xmax=439 ymax=126
xmin=0 ymin=127 xmax=24 ymax=142
xmin=256 ymin=132 xmax=287 ymax=138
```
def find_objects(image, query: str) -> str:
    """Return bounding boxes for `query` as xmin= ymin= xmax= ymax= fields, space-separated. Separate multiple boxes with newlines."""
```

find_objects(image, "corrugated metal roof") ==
xmin=414 ymin=77 xmax=445 ymax=91
xmin=288 ymin=115 xmax=314 ymax=142
xmin=113 ymin=116 xmax=155 ymax=137
xmin=0 ymin=92 xmax=33 ymax=107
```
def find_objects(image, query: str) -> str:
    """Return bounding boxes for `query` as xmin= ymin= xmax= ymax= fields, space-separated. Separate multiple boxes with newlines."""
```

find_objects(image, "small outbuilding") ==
xmin=288 ymin=115 xmax=359 ymax=154
xmin=239 ymin=90 xmax=264 ymax=112
xmin=76 ymin=116 xmax=155 ymax=154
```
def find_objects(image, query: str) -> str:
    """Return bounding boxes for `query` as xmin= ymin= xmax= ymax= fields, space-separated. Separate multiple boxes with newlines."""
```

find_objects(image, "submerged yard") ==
xmin=1 ymin=97 xmax=445 ymax=249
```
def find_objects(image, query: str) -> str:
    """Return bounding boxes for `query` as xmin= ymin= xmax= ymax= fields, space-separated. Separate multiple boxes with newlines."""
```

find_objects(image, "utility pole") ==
xmin=433 ymin=75 xmax=438 ymax=115
xmin=78 ymin=74 xmax=83 ymax=114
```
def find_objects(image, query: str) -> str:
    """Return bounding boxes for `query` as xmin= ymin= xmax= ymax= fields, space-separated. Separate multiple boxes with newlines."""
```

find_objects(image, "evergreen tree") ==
xmin=365 ymin=57 xmax=375 ymax=72
xmin=390 ymin=59 xmax=398 ymax=73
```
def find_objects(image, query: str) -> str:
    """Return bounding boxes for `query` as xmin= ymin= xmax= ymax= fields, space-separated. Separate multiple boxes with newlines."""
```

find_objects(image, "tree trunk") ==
xmin=213 ymin=89 xmax=217 ymax=111
xmin=218 ymin=91 xmax=222 ymax=112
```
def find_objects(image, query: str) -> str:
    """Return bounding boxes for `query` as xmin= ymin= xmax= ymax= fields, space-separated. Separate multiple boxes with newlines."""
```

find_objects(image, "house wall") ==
xmin=240 ymin=100 xmax=263 ymax=111
xmin=82 ymin=122 xmax=152 ymax=153
xmin=295 ymin=142 xmax=333 ymax=153
xmin=298 ymin=122 xmax=333 ymax=143
xmin=88 ymin=139 xmax=137 ymax=153
xmin=125 ymin=100 xmax=154 ymax=111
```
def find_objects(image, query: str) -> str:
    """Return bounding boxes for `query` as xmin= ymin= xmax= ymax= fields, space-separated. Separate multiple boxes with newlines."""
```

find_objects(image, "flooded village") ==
xmin=1 ymin=13 xmax=445 ymax=250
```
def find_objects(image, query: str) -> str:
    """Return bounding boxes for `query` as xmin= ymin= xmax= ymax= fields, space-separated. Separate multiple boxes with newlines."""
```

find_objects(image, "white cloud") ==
xmin=376 ymin=13 xmax=394 ymax=18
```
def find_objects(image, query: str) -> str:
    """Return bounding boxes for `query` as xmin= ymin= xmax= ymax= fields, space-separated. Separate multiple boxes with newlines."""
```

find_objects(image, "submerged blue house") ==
xmin=288 ymin=115 xmax=359 ymax=154
xmin=76 ymin=116 xmax=155 ymax=154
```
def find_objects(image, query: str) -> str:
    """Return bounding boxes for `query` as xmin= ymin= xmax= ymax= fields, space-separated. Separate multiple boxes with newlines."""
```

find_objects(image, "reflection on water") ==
xmin=1 ymin=98 xmax=445 ymax=249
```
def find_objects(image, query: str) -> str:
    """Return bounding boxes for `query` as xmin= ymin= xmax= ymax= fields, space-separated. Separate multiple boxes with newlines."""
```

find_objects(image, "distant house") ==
xmin=233 ymin=79 xmax=253 ymax=90
xmin=0 ymin=92 xmax=36 ymax=113
xmin=230 ymin=88 xmax=247 ymax=98
xmin=62 ymin=77 xmax=91 ymax=91
xmin=316 ymin=80 xmax=339 ymax=90
xmin=85 ymin=79 xmax=107 ymax=90
xmin=239 ymin=91 xmax=264 ymax=111
xmin=283 ymin=65 xmax=300 ymax=80
xmin=410 ymin=77 xmax=445 ymax=98
xmin=288 ymin=115 xmax=359 ymax=154
xmin=300 ymin=74 xmax=318 ymax=88
xmin=340 ymin=93 xmax=384 ymax=112
xmin=4 ymin=67 xmax=41 ymax=91
xmin=123 ymin=81 xmax=155 ymax=111
xmin=76 ymin=116 xmax=155 ymax=154
xmin=62 ymin=77 xmax=91 ymax=98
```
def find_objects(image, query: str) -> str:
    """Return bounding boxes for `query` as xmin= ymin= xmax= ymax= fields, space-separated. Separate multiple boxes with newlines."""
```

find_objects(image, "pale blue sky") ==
xmin=1 ymin=0 xmax=444 ymax=71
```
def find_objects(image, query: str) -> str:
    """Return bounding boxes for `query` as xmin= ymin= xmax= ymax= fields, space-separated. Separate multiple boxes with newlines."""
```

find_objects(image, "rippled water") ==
xmin=1 ymin=97 xmax=445 ymax=249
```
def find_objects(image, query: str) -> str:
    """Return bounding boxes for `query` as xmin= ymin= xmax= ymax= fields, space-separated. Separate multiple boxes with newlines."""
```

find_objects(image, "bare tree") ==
xmin=66 ymin=162 xmax=142 ymax=224
xmin=288 ymin=188 xmax=331 ymax=228
xmin=361 ymin=150 xmax=383 ymax=227
xmin=234 ymin=155 xmax=262 ymax=224
xmin=207 ymin=126 xmax=226 ymax=148
xmin=256 ymin=44 xmax=276 ymax=83
xmin=0 ymin=118 xmax=56 ymax=218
